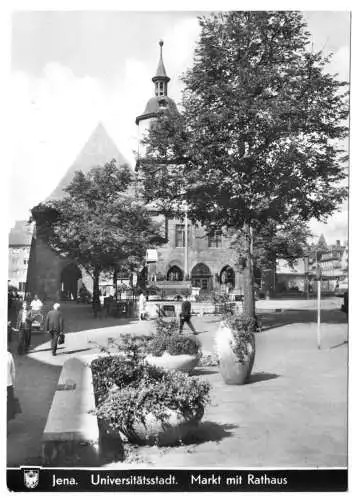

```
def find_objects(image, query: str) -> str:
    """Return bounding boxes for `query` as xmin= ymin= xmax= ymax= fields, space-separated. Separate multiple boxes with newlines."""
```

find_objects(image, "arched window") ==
xmin=220 ymin=265 xmax=235 ymax=289
xmin=167 ymin=265 xmax=183 ymax=281
xmin=191 ymin=263 xmax=212 ymax=290
xmin=60 ymin=263 xmax=82 ymax=300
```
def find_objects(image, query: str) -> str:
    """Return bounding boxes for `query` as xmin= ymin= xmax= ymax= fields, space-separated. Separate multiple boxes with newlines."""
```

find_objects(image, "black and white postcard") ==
xmin=3 ymin=1 xmax=358 ymax=495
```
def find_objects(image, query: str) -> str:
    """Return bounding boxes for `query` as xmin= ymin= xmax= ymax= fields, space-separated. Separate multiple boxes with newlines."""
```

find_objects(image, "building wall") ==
xmin=8 ymin=246 xmax=31 ymax=290
xmin=152 ymin=218 xmax=244 ymax=293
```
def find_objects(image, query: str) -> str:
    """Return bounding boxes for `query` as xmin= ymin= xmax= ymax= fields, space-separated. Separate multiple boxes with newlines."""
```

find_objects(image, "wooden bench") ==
xmin=41 ymin=356 xmax=100 ymax=466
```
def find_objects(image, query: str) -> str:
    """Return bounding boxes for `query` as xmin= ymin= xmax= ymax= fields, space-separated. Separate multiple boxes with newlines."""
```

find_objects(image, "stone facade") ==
xmin=151 ymin=218 xmax=243 ymax=294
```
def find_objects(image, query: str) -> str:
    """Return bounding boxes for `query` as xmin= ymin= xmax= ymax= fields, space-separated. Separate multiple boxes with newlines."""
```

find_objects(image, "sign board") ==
xmin=146 ymin=249 xmax=158 ymax=263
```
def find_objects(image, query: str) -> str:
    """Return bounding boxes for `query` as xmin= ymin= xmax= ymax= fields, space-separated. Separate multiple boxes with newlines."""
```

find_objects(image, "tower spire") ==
xmin=152 ymin=40 xmax=170 ymax=97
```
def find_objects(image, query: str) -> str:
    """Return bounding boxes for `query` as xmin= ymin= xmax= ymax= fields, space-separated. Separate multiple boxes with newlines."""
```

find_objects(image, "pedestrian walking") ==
xmin=139 ymin=291 xmax=147 ymax=320
xmin=179 ymin=295 xmax=198 ymax=335
xmin=45 ymin=303 xmax=65 ymax=356
xmin=16 ymin=302 xmax=33 ymax=354
xmin=7 ymin=350 xmax=21 ymax=422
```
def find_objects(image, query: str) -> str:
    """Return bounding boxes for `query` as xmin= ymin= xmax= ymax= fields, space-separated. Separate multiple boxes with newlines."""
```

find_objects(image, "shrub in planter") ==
xmin=93 ymin=356 xmax=210 ymax=446
xmin=145 ymin=318 xmax=201 ymax=372
xmin=215 ymin=316 xmax=256 ymax=385
xmin=91 ymin=347 xmax=162 ymax=405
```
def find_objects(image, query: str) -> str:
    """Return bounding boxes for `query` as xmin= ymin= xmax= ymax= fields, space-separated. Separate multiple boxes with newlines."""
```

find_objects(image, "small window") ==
xmin=208 ymin=230 xmax=222 ymax=248
xmin=175 ymin=224 xmax=185 ymax=248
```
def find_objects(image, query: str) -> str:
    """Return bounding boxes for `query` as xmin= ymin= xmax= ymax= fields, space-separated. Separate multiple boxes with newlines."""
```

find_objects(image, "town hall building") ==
xmin=135 ymin=41 xmax=244 ymax=297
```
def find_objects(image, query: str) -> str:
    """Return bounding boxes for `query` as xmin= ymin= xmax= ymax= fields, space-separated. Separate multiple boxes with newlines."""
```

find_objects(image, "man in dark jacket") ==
xmin=179 ymin=295 xmax=198 ymax=335
xmin=45 ymin=303 xmax=65 ymax=356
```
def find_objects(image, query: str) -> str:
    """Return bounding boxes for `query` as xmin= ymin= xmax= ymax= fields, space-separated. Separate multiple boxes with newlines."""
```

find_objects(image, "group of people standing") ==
xmin=10 ymin=295 xmax=65 ymax=357
xmin=14 ymin=294 xmax=43 ymax=354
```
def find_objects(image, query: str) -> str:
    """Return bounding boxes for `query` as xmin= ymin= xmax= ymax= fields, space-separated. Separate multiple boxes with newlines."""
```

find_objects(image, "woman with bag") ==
xmin=7 ymin=350 xmax=21 ymax=422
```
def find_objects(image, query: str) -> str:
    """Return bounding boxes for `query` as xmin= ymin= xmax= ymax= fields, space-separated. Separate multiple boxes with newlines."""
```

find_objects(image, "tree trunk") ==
xmin=113 ymin=267 xmax=119 ymax=297
xmin=92 ymin=268 xmax=101 ymax=318
xmin=241 ymin=224 xmax=255 ymax=320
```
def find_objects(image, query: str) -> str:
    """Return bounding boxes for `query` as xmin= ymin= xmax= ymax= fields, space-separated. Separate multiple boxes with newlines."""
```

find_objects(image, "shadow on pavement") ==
xmin=330 ymin=340 xmax=349 ymax=350
xmin=31 ymin=346 xmax=65 ymax=353
xmin=193 ymin=368 xmax=219 ymax=376
xmin=260 ymin=309 xmax=347 ymax=332
xmin=57 ymin=347 xmax=94 ymax=356
xmin=7 ymin=350 xmax=62 ymax=467
xmin=180 ymin=421 xmax=238 ymax=445
xmin=246 ymin=372 xmax=280 ymax=385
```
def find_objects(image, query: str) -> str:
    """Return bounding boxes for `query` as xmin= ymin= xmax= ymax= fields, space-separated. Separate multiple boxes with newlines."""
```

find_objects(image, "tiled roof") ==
xmin=47 ymin=122 xmax=130 ymax=201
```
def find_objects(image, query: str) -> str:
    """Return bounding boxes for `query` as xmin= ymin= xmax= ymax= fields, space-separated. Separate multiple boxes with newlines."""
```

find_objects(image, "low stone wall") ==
xmin=148 ymin=301 xmax=243 ymax=317
xmin=41 ymin=357 xmax=100 ymax=466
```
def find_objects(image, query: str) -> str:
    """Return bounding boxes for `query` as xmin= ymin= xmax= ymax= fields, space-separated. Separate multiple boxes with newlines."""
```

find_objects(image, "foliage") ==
xmin=92 ymin=351 xmax=211 ymax=434
xmin=141 ymin=11 xmax=349 ymax=320
xmin=220 ymin=316 xmax=256 ymax=363
xmin=31 ymin=160 xmax=165 ymax=300
xmin=251 ymin=218 xmax=312 ymax=271
xmin=147 ymin=318 xmax=200 ymax=356
xmin=198 ymin=350 xmax=219 ymax=367
xmin=91 ymin=352 xmax=164 ymax=405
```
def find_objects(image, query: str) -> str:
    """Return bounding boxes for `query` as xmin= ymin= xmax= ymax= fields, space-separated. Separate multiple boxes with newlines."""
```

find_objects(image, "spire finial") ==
xmin=152 ymin=39 xmax=170 ymax=86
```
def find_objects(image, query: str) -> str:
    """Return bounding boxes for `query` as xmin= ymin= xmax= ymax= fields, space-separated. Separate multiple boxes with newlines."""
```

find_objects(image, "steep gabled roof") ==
xmin=47 ymin=123 xmax=130 ymax=200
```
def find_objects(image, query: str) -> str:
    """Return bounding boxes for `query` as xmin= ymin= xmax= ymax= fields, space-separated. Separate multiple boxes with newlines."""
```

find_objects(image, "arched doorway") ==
xmin=60 ymin=263 xmax=82 ymax=300
xmin=191 ymin=263 xmax=212 ymax=291
xmin=220 ymin=265 xmax=235 ymax=290
xmin=167 ymin=265 xmax=183 ymax=281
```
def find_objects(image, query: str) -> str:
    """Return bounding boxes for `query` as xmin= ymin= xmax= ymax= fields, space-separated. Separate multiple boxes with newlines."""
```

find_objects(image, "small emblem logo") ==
xmin=22 ymin=468 xmax=40 ymax=489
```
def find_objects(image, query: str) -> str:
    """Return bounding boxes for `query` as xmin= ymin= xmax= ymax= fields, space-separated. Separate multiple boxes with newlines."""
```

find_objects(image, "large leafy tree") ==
xmin=140 ymin=11 xmax=348 ymax=319
xmin=31 ymin=160 xmax=164 ymax=302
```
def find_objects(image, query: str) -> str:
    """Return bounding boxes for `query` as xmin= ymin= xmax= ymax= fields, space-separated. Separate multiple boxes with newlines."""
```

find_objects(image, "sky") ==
xmin=7 ymin=9 xmax=350 ymax=246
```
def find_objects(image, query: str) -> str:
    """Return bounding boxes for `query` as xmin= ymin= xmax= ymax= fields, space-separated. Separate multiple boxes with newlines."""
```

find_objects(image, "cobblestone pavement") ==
xmin=7 ymin=301 xmax=348 ymax=468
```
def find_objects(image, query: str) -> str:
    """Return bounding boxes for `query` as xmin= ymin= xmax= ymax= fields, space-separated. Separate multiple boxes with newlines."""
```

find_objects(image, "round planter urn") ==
xmin=215 ymin=321 xmax=255 ymax=385
xmin=119 ymin=407 xmax=204 ymax=446
xmin=145 ymin=351 xmax=200 ymax=373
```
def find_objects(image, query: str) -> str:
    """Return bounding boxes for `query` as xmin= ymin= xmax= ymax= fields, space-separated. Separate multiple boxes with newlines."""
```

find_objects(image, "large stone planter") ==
xmin=119 ymin=407 xmax=204 ymax=446
xmin=145 ymin=352 xmax=200 ymax=373
xmin=215 ymin=321 xmax=255 ymax=385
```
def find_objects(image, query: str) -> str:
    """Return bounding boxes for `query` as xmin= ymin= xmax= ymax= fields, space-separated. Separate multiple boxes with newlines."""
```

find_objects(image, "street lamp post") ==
xmin=184 ymin=204 xmax=188 ymax=281
xmin=316 ymin=264 xmax=322 ymax=350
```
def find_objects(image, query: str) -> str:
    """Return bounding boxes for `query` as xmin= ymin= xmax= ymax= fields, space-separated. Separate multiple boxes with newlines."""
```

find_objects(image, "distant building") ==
xmin=316 ymin=239 xmax=347 ymax=291
xmin=8 ymin=221 xmax=35 ymax=293
xmin=275 ymin=259 xmax=306 ymax=293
